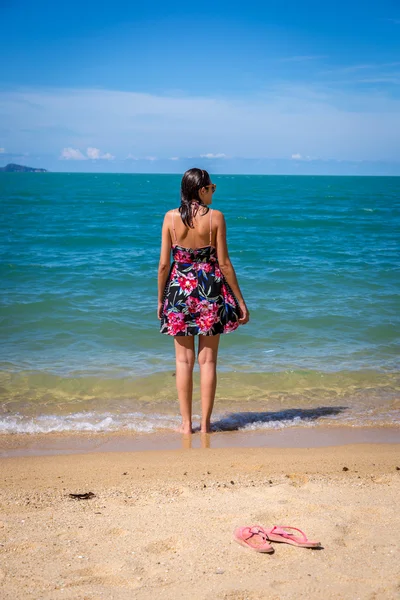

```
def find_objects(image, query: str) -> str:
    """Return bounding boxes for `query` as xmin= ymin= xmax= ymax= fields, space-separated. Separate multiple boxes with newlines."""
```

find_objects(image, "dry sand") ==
xmin=0 ymin=442 xmax=399 ymax=599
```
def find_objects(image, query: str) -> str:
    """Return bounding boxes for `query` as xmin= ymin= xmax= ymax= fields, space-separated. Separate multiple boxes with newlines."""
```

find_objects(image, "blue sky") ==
xmin=1 ymin=1 xmax=400 ymax=174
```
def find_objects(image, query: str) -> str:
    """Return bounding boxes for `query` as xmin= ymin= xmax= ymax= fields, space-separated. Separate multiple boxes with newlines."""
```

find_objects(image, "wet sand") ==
xmin=1 ymin=424 xmax=399 ymax=458
xmin=0 ymin=440 xmax=399 ymax=599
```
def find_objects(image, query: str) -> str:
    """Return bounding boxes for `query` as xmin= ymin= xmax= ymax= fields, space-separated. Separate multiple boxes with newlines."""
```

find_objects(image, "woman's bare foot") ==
xmin=200 ymin=422 xmax=211 ymax=433
xmin=178 ymin=422 xmax=193 ymax=434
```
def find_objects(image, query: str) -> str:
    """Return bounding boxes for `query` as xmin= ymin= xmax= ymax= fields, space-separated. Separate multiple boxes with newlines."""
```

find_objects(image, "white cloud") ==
xmin=86 ymin=147 xmax=114 ymax=160
xmin=99 ymin=152 xmax=114 ymax=160
xmin=60 ymin=147 xmax=87 ymax=160
xmin=320 ymin=61 xmax=400 ymax=78
xmin=200 ymin=153 xmax=227 ymax=159
xmin=60 ymin=146 xmax=114 ymax=160
xmin=291 ymin=153 xmax=316 ymax=161
xmin=2 ymin=83 xmax=400 ymax=162
xmin=339 ymin=64 xmax=376 ymax=73
xmin=169 ymin=156 xmax=179 ymax=161
xmin=357 ymin=77 xmax=400 ymax=84
xmin=279 ymin=55 xmax=328 ymax=62
xmin=86 ymin=147 xmax=101 ymax=159
xmin=0 ymin=148 xmax=5 ymax=153
xmin=125 ymin=154 xmax=157 ymax=160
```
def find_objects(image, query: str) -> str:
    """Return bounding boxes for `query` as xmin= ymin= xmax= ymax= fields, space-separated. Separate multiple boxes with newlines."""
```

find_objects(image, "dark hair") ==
xmin=179 ymin=168 xmax=211 ymax=228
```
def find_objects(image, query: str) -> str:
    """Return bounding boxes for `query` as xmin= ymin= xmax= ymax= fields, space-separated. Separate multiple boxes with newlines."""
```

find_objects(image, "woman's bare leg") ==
xmin=198 ymin=334 xmax=220 ymax=433
xmin=174 ymin=336 xmax=195 ymax=434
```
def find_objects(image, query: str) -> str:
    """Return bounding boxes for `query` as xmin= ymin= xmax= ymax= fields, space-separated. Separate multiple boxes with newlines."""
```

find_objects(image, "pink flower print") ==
xmin=167 ymin=311 xmax=186 ymax=335
xmin=196 ymin=313 xmax=217 ymax=333
xmin=199 ymin=300 xmax=218 ymax=317
xmin=168 ymin=311 xmax=180 ymax=322
xmin=186 ymin=296 xmax=200 ymax=314
xmin=215 ymin=266 xmax=222 ymax=279
xmin=192 ymin=262 xmax=211 ymax=273
xmin=178 ymin=273 xmax=197 ymax=295
xmin=199 ymin=300 xmax=210 ymax=315
xmin=222 ymin=285 xmax=235 ymax=306
xmin=174 ymin=249 xmax=192 ymax=263
xmin=171 ymin=264 xmax=178 ymax=279
xmin=223 ymin=321 xmax=238 ymax=333
xmin=169 ymin=320 xmax=186 ymax=335
xmin=200 ymin=262 xmax=213 ymax=273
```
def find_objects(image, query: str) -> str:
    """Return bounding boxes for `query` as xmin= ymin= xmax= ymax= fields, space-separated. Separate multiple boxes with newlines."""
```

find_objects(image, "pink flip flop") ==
xmin=261 ymin=525 xmax=321 ymax=548
xmin=233 ymin=525 xmax=274 ymax=553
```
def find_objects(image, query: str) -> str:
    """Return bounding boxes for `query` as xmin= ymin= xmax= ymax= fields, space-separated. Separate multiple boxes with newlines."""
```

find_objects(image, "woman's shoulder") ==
xmin=163 ymin=207 xmax=224 ymax=220
xmin=163 ymin=208 xmax=179 ymax=219
xmin=210 ymin=208 xmax=224 ymax=221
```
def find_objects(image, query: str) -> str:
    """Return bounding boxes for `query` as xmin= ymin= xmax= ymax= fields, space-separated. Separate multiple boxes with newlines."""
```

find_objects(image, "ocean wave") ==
xmin=0 ymin=412 xmax=181 ymax=434
xmin=1 ymin=408 xmax=399 ymax=435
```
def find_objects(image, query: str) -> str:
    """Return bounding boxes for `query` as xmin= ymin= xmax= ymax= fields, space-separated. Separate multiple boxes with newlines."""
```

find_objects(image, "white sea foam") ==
xmin=0 ymin=412 xmax=320 ymax=434
xmin=0 ymin=412 xmax=181 ymax=434
xmin=0 ymin=408 xmax=398 ymax=435
xmin=242 ymin=416 xmax=315 ymax=431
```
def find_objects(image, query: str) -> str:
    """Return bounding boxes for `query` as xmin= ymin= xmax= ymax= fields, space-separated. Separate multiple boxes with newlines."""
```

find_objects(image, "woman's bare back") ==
xmin=168 ymin=207 xmax=220 ymax=249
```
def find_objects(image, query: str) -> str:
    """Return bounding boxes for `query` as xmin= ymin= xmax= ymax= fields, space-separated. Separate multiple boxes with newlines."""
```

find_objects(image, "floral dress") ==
xmin=160 ymin=209 xmax=241 ymax=336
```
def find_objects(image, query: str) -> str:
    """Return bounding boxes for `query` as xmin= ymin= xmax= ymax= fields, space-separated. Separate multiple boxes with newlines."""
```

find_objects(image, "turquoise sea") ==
xmin=1 ymin=173 xmax=399 ymax=434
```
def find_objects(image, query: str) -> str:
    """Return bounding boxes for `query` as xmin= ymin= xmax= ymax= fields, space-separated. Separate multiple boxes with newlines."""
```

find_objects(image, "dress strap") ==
xmin=171 ymin=210 xmax=178 ymax=244
xmin=209 ymin=209 xmax=213 ymax=246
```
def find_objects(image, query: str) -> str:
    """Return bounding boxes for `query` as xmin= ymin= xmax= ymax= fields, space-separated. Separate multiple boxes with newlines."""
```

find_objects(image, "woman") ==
xmin=158 ymin=168 xmax=249 ymax=434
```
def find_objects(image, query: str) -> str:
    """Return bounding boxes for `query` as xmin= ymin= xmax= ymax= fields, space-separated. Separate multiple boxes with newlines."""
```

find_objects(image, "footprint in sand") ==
xmin=144 ymin=536 xmax=180 ymax=555
xmin=286 ymin=473 xmax=309 ymax=487
xmin=216 ymin=591 xmax=278 ymax=600
xmin=107 ymin=527 xmax=129 ymax=537
xmin=63 ymin=564 xmax=142 ymax=590
xmin=6 ymin=541 xmax=45 ymax=554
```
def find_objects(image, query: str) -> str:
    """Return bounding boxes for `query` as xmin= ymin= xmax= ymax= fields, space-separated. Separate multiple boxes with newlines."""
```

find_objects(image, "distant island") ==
xmin=0 ymin=163 xmax=48 ymax=173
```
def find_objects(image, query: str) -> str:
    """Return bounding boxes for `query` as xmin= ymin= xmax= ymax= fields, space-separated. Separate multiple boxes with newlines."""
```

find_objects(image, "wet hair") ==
xmin=179 ymin=168 xmax=211 ymax=228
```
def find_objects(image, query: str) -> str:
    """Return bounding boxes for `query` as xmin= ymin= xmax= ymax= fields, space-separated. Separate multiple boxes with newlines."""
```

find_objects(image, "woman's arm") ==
xmin=157 ymin=213 xmax=172 ymax=319
xmin=215 ymin=212 xmax=249 ymax=325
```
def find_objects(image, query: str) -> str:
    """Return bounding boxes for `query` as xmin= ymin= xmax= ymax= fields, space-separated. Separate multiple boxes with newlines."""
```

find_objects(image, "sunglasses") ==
xmin=204 ymin=183 xmax=217 ymax=193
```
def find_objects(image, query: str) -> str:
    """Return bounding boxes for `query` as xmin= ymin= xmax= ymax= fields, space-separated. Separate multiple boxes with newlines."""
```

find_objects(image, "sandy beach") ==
xmin=0 ymin=440 xmax=399 ymax=599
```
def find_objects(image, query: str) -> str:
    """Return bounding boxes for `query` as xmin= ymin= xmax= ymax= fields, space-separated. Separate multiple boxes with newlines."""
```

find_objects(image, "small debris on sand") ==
xmin=68 ymin=492 xmax=96 ymax=500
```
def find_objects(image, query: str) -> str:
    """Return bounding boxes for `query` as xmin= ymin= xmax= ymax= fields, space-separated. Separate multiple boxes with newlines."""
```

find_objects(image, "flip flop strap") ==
xmin=271 ymin=525 xmax=308 ymax=542
xmin=244 ymin=526 xmax=270 ymax=543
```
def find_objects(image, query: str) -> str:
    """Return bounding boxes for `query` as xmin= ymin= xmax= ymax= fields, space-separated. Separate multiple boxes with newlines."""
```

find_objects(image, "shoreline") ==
xmin=0 ymin=424 xmax=399 ymax=458
xmin=1 ymin=444 xmax=399 ymax=486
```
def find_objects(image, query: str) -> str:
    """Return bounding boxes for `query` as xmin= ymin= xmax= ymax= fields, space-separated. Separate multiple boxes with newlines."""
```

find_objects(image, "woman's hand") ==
xmin=238 ymin=301 xmax=249 ymax=325
xmin=157 ymin=301 xmax=163 ymax=320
